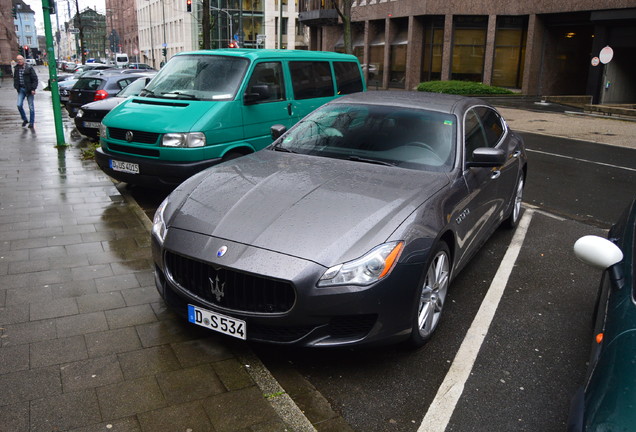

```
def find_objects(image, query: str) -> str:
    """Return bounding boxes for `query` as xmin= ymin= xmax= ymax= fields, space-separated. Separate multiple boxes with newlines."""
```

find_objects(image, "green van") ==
xmin=95 ymin=49 xmax=366 ymax=188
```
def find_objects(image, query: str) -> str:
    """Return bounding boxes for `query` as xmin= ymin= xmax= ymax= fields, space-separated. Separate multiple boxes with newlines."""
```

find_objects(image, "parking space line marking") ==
xmin=418 ymin=209 xmax=534 ymax=432
xmin=527 ymin=149 xmax=636 ymax=172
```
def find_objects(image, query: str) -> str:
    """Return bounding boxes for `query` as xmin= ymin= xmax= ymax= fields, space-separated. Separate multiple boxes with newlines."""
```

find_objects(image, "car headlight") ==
xmin=317 ymin=241 xmax=404 ymax=287
xmin=99 ymin=122 xmax=107 ymax=138
xmin=161 ymin=132 xmax=206 ymax=148
xmin=152 ymin=198 xmax=169 ymax=243
xmin=76 ymin=109 xmax=84 ymax=118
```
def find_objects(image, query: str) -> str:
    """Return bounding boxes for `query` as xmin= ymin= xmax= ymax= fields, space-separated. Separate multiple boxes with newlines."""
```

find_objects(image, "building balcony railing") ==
xmin=298 ymin=9 xmax=339 ymax=26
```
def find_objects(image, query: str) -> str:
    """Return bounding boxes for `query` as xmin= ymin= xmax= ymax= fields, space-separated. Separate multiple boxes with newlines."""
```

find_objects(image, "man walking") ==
xmin=13 ymin=55 xmax=38 ymax=128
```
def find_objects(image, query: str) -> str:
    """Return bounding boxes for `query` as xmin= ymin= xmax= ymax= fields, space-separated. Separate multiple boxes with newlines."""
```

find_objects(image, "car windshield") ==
xmin=272 ymin=103 xmax=457 ymax=172
xmin=117 ymin=77 xmax=148 ymax=97
xmin=141 ymin=54 xmax=248 ymax=101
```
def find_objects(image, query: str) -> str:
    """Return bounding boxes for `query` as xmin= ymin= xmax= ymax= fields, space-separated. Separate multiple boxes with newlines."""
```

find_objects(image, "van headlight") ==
xmin=317 ymin=241 xmax=404 ymax=287
xmin=162 ymin=132 xmax=206 ymax=148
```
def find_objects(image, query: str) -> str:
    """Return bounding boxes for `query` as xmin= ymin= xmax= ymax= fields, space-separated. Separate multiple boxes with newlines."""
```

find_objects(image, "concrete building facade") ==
xmin=299 ymin=0 xmax=636 ymax=104
xmin=106 ymin=0 xmax=139 ymax=62
xmin=12 ymin=0 xmax=39 ymax=59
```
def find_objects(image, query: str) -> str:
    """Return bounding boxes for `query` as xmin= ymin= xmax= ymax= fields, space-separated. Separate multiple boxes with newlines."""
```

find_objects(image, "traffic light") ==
xmin=228 ymin=41 xmax=239 ymax=48
xmin=186 ymin=0 xmax=192 ymax=12
xmin=12 ymin=7 xmax=16 ymax=18
xmin=162 ymin=47 xmax=167 ymax=56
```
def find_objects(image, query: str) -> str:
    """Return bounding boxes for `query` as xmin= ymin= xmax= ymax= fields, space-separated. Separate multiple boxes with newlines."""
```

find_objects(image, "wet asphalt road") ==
xmin=118 ymin=130 xmax=636 ymax=431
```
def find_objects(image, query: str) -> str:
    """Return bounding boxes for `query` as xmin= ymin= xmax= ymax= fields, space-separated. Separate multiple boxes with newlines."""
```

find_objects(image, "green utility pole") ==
xmin=41 ymin=0 xmax=67 ymax=147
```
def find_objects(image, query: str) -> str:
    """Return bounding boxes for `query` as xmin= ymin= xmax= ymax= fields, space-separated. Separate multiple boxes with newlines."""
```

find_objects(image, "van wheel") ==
xmin=222 ymin=151 xmax=245 ymax=162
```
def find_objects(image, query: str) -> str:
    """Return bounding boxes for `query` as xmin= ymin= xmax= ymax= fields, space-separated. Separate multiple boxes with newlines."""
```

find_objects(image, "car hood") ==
xmin=169 ymin=150 xmax=449 ymax=267
xmin=105 ymin=97 xmax=227 ymax=133
xmin=82 ymin=97 xmax=126 ymax=111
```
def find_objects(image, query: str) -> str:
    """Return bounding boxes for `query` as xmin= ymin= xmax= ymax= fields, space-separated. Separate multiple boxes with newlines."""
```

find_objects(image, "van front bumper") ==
xmin=95 ymin=147 xmax=221 ymax=189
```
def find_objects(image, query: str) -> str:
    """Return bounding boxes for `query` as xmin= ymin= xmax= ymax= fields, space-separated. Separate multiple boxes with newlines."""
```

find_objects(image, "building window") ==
xmin=26 ymin=36 xmax=32 ymax=45
xmin=492 ymin=16 xmax=527 ymax=88
xmin=421 ymin=16 xmax=444 ymax=82
xmin=388 ymin=23 xmax=407 ymax=88
xmin=451 ymin=16 xmax=487 ymax=82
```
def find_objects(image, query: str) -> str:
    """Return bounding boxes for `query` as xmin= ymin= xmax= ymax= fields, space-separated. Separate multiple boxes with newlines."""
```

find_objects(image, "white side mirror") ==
xmin=573 ymin=235 xmax=624 ymax=270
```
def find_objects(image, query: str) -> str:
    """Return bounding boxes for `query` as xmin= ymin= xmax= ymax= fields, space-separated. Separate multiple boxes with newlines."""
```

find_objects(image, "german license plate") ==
xmin=83 ymin=121 xmax=101 ymax=128
xmin=110 ymin=159 xmax=139 ymax=174
xmin=188 ymin=304 xmax=246 ymax=340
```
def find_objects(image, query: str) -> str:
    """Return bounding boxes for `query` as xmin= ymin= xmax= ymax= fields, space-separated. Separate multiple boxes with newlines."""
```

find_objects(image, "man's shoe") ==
xmin=22 ymin=120 xmax=28 ymax=127
xmin=28 ymin=123 xmax=34 ymax=129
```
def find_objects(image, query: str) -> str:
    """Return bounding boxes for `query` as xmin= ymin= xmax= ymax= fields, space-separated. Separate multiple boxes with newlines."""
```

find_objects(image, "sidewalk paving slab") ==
xmin=0 ymin=72 xmax=317 ymax=432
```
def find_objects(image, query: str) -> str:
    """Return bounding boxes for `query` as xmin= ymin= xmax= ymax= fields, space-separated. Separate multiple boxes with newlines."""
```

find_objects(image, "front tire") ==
xmin=408 ymin=242 xmax=451 ymax=348
xmin=503 ymin=176 xmax=524 ymax=229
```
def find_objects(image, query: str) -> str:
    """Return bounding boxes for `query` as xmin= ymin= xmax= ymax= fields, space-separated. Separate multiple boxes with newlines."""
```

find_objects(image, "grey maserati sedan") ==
xmin=151 ymin=91 xmax=527 ymax=347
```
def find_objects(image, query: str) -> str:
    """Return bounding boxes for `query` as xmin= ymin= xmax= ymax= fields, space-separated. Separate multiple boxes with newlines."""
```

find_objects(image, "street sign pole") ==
xmin=41 ymin=0 xmax=67 ymax=147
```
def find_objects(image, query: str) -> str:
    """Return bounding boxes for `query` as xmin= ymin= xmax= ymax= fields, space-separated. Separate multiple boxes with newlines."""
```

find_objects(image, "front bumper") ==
xmin=95 ymin=146 xmax=221 ymax=189
xmin=152 ymin=228 xmax=422 ymax=347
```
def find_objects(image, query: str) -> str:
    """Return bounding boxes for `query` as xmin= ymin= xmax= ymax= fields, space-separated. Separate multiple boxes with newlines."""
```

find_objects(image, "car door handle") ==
xmin=287 ymin=103 xmax=292 ymax=116
xmin=491 ymin=170 xmax=501 ymax=179
xmin=512 ymin=150 xmax=522 ymax=158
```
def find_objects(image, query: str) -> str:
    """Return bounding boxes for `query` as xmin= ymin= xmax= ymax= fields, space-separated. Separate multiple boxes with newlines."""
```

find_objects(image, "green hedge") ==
xmin=417 ymin=80 xmax=514 ymax=95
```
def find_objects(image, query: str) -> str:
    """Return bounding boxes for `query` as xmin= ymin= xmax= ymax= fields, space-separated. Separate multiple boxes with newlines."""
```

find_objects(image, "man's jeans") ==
xmin=17 ymin=88 xmax=35 ymax=124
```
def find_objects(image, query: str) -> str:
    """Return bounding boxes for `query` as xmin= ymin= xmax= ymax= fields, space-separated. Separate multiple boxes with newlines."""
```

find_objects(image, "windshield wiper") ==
xmin=347 ymin=155 xmax=395 ymax=166
xmin=271 ymin=144 xmax=296 ymax=153
xmin=161 ymin=91 xmax=198 ymax=100
xmin=140 ymin=89 xmax=157 ymax=97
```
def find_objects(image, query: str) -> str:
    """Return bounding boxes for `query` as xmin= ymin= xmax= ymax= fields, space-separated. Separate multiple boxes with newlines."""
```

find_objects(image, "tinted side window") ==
xmin=76 ymin=78 xmax=102 ymax=90
xmin=476 ymin=107 xmax=505 ymax=147
xmin=289 ymin=61 xmax=334 ymax=100
xmin=245 ymin=62 xmax=285 ymax=103
xmin=464 ymin=109 xmax=486 ymax=162
xmin=334 ymin=61 xmax=363 ymax=94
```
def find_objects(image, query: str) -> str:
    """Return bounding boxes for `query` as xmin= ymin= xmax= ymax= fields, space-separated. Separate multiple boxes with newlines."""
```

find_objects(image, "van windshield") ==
xmin=141 ymin=55 xmax=249 ymax=101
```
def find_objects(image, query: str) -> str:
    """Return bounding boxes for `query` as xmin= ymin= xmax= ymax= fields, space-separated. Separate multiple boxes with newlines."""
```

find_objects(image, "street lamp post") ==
xmin=145 ymin=0 xmax=156 ymax=67
xmin=210 ymin=5 xmax=232 ymax=46
xmin=161 ymin=0 xmax=167 ymax=64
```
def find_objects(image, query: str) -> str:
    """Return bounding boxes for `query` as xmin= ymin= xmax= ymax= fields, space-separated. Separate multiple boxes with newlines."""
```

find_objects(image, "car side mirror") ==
xmin=244 ymin=84 xmax=271 ymax=105
xmin=574 ymin=236 xmax=623 ymax=269
xmin=466 ymin=148 xmax=506 ymax=168
xmin=574 ymin=235 xmax=625 ymax=289
xmin=271 ymin=124 xmax=286 ymax=140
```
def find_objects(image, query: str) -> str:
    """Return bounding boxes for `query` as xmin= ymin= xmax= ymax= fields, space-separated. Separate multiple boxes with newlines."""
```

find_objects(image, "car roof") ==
xmin=174 ymin=49 xmax=358 ymax=62
xmin=329 ymin=91 xmax=491 ymax=115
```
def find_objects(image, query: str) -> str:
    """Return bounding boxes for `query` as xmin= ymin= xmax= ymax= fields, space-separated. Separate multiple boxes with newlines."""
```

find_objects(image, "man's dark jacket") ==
xmin=13 ymin=64 xmax=38 ymax=92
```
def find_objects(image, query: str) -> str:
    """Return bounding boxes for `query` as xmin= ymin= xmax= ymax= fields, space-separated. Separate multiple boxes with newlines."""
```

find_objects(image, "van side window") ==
xmin=333 ymin=61 xmax=363 ymax=94
xmin=245 ymin=62 xmax=285 ymax=103
xmin=289 ymin=61 xmax=335 ymax=100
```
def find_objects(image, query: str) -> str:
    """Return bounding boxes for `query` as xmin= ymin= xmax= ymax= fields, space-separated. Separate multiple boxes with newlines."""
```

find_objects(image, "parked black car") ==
xmin=74 ymin=75 xmax=154 ymax=140
xmin=66 ymin=71 xmax=143 ymax=118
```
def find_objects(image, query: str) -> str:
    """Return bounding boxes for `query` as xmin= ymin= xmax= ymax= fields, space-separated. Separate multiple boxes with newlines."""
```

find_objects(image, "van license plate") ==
xmin=110 ymin=159 xmax=139 ymax=174
xmin=188 ymin=304 xmax=246 ymax=340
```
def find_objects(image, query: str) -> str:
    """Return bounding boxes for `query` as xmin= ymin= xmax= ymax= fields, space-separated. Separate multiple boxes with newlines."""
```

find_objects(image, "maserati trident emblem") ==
xmin=125 ymin=131 xmax=134 ymax=142
xmin=209 ymin=274 xmax=226 ymax=302
xmin=217 ymin=245 xmax=228 ymax=257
